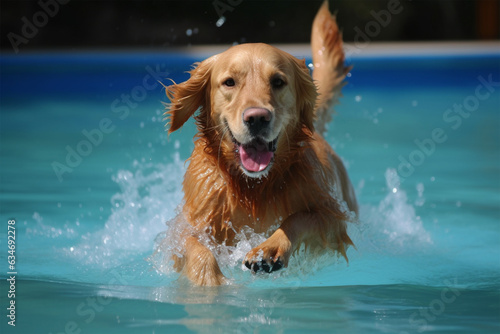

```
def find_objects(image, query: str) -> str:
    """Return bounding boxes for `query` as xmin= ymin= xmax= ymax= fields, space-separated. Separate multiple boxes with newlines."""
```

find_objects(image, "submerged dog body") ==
xmin=164 ymin=2 xmax=358 ymax=286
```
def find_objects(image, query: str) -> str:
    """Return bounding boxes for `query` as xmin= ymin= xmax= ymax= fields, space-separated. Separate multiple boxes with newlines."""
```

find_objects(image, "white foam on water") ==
xmin=62 ymin=151 xmax=432 ymax=286
xmin=354 ymin=168 xmax=432 ymax=252
xmin=66 ymin=153 xmax=185 ymax=270
xmin=333 ymin=168 xmax=432 ymax=260
xmin=149 ymin=168 xmax=432 ymax=287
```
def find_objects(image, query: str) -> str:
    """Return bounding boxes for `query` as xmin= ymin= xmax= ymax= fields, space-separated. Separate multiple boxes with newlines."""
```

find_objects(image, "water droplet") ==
xmin=416 ymin=183 xmax=424 ymax=196
xmin=355 ymin=95 xmax=362 ymax=102
xmin=415 ymin=183 xmax=425 ymax=206
xmin=216 ymin=16 xmax=226 ymax=27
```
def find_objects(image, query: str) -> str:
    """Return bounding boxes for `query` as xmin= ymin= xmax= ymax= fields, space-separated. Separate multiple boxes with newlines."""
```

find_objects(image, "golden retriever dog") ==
xmin=164 ymin=2 xmax=358 ymax=286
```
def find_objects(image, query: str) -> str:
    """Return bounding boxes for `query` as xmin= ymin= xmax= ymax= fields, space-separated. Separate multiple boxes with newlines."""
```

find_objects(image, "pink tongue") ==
xmin=239 ymin=143 xmax=274 ymax=172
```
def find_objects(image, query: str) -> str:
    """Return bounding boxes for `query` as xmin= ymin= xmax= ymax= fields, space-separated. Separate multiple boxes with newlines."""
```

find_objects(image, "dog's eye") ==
xmin=223 ymin=78 xmax=235 ymax=87
xmin=271 ymin=77 xmax=286 ymax=89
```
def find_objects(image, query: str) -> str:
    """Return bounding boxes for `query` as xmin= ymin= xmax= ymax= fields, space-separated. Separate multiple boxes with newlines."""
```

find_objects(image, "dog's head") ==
xmin=166 ymin=43 xmax=317 ymax=178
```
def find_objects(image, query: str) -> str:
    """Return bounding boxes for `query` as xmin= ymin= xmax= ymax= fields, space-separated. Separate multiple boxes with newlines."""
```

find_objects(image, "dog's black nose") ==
xmin=243 ymin=108 xmax=272 ymax=136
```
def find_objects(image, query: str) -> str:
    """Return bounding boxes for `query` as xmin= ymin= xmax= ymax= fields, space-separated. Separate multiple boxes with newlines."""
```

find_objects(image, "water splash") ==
xmin=354 ymin=168 xmax=432 ymax=252
xmin=67 ymin=154 xmax=185 ymax=269
xmin=27 ymin=212 xmax=77 ymax=239
xmin=64 ymin=158 xmax=431 ymax=286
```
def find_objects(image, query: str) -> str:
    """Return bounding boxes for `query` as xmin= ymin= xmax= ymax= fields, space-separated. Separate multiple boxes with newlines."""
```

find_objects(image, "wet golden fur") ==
xmin=164 ymin=2 xmax=358 ymax=286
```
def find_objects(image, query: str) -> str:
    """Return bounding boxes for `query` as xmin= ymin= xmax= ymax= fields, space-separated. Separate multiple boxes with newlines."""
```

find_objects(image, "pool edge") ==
xmin=0 ymin=41 xmax=498 ymax=60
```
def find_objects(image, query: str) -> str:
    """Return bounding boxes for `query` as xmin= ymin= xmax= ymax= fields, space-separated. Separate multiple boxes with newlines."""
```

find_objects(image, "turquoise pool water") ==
xmin=1 ymin=48 xmax=499 ymax=333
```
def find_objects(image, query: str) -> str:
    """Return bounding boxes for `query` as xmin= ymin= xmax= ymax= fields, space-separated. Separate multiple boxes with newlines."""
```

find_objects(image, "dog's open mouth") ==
xmin=239 ymin=138 xmax=277 ymax=173
xmin=232 ymin=135 xmax=278 ymax=174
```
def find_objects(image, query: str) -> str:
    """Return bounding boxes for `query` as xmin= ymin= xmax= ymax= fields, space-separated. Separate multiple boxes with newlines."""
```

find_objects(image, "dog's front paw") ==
xmin=243 ymin=228 xmax=292 ymax=273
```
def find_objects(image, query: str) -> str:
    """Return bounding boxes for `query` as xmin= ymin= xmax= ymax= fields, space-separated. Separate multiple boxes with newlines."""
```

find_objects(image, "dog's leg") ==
xmin=243 ymin=212 xmax=333 ymax=273
xmin=180 ymin=236 xmax=227 ymax=286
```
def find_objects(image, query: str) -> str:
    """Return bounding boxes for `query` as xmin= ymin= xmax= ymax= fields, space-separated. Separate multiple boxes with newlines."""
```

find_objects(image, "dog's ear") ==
xmin=291 ymin=58 xmax=318 ymax=132
xmin=165 ymin=57 xmax=215 ymax=133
